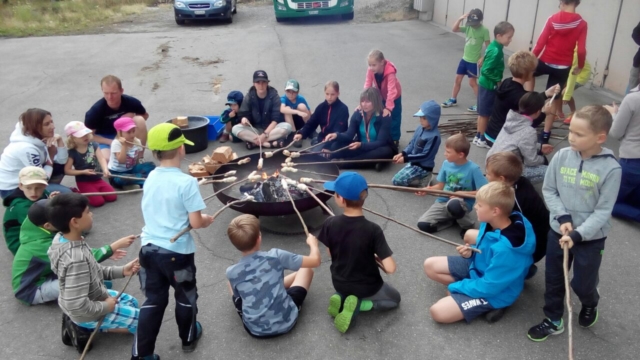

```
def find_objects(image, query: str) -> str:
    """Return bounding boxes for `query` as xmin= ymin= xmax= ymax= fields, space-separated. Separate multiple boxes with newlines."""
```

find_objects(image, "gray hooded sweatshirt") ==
xmin=542 ymin=147 xmax=622 ymax=243
xmin=48 ymin=233 xmax=124 ymax=323
xmin=486 ymin=110 xmax=545 ymax=167
xmin=609 ymin=90 xmax=640 ymax=159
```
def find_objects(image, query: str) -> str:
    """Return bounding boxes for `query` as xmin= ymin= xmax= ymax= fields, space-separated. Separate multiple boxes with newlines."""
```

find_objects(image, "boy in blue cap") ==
xmin=219 ymin=90 xmax=244 ymax=143
xmin=392 ymin=100 xmax=441 ymax=187
xmin=318 ymin=172 xmax=401 ymax=333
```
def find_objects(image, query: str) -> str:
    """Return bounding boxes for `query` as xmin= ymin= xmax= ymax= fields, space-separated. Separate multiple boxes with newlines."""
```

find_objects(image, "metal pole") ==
xmin=529 ymin=0 xmax=541 ymax=50
xmin=602 ymin=0 xmax=624 ymax=87
xmin=505 ymin=0 xmax=511 ymax=21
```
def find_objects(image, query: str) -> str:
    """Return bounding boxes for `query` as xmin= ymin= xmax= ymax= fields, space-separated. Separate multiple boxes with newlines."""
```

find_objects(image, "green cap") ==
xmin=285 ymin=79 xmax=299 ymax=92
xmin=147 ymin=123 xmax=194 ymax=151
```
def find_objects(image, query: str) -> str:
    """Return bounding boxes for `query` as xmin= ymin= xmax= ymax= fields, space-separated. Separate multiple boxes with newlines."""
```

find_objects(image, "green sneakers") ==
xmin=334 ymin=295 xmax=359 ymax=334
xmin=328 ymin=294 xmax=342 ymax=318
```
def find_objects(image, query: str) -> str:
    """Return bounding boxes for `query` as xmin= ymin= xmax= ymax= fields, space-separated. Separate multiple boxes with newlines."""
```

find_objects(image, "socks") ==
xmin=542 ymin=131 xmax=551 ymax=144
xmin=360 ymin=300 xmax=374 ymax=312
xmin=550 ymin=318 xmax=562 ymax=327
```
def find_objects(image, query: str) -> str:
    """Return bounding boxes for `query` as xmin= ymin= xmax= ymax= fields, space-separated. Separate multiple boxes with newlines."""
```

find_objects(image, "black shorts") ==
xmin=534 ymin=60 xmax=571 ymax=91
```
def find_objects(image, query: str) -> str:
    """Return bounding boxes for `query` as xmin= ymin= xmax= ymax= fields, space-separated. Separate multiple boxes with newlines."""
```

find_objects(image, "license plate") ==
xmin=309 ymin=10 xmax=319 ymax=14
xmin=194 ymin=10 xmax=205 ymax=15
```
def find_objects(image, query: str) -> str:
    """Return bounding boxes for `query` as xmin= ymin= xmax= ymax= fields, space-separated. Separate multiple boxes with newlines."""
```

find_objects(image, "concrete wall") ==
xmin=423 ymin=0 xmax=640 ymax=95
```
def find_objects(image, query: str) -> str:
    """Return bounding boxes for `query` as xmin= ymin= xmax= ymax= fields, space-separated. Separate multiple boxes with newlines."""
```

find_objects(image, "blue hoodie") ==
xmin=401 ymin=116 xmax=440 ymax=170
xmin=448 ymin=212 xmax=536 ymax=309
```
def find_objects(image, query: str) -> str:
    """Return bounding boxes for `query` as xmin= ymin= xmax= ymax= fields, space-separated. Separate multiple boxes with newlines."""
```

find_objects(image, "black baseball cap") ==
xmin=467 ymin=9 xmax=483 ymax=26
xmin=225 ymin=90 xmax=244 ymax=106
xmin=253 ymin=70 xmax=269 ymax=83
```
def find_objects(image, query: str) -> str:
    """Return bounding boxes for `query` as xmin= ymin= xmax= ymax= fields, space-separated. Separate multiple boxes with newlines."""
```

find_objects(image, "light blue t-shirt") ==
xmin=141 ymin=167 xmax=206 ymax=254
xmin=436 ymin=160 xmax=488 ymax=209
xmin=226 ymin=249 xmax=303 ymax=336
xmin=281 ymin=94 xmax=310 ymax=111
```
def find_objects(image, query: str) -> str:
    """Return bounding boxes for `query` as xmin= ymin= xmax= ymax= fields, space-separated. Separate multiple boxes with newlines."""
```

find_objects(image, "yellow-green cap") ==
xmin=147 ymin=123 xmax=194 ymax=151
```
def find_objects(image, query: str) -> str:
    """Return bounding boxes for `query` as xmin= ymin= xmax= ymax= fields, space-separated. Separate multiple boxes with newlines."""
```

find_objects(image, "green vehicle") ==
xmin=273 ymin=0 xmax=354 ymax=22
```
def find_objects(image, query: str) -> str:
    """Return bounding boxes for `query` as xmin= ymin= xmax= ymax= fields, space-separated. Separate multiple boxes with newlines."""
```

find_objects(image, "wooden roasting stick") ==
xmin=306 ymin=185 xmax=481 ymax=254
xmin=264 ymin=140 xmax=295 ymax=158
xmin=96 ymin=172 xmax=146 ymax=182
xmin=202 ymin=176 xmax=252 ymax=202
xmin=562 ymin=229 xmax=574 ymax=360
xmin=281 ymin=179 xmax=309 ymax=237
xmin=284 ymin=159 xmax=395 ymax=167
xmin=299 ymin=144 xmax=352 ymax=156
xmin=170 ymin=196 xmax=255 ymax=243
xmin=81 ymin=189 xmax=143 ymax=196
xmin=299 ymin=178 xmax=475 ymax=199
xmin=296 ymin=140 xmax=328 ymax=154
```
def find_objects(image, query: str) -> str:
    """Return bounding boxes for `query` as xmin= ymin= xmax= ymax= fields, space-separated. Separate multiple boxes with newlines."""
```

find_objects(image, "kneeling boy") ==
xmin=319 ymin=172 xmax=401 ymax=333
xmin=423 ymin=182 xmax=535 ymax=324
xmin=226 ymin=214 xmax=321 ymax=337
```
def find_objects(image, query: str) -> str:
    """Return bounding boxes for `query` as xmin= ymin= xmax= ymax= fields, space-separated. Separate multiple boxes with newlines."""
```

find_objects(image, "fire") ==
xmin=261 ymin=172 xmax=268 ymax=180
xmin=260 ymin=169 xmax=280 ymax=180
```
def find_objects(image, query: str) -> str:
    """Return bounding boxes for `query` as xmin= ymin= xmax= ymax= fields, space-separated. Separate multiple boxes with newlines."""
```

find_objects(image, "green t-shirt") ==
xmin=460 ymin=25 xmax=490 ymax=63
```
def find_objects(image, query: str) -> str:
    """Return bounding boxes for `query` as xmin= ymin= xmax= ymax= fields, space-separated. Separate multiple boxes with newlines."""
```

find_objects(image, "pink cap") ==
xmin=114 ymin=117 xmax=136 ymax=132
xmin=64 ymin=121 xmax=93 ymax=138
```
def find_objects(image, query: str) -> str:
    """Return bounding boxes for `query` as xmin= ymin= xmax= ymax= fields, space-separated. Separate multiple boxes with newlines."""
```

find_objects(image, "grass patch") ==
xmin=0 ymin=0 xmax=157 ymax=37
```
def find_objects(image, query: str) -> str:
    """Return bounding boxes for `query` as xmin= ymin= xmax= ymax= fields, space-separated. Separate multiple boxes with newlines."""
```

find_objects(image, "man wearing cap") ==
xmin=233 ymin=70 xmax=293 ymax=149
xmin=392 ymin=100 xmax=441 ymax=187
xmin=219 ymin=90 xmax=244 ymax=143
xmin=85 ymin=75 xmax=149 ymax=159
xmin=280 ymin=79 xmax=312 ymax=143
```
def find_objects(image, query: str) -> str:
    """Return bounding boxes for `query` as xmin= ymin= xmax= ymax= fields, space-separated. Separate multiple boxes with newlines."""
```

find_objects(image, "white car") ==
xmin=174 ymin=0 xmax=237 ymax=25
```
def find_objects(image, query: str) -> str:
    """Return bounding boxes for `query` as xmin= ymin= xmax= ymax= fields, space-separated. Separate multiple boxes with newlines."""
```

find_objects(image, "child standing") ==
xmin=528 ymin=106 xmax=621 ymax=341
xmin=318 ymin=172 xmax=400 ymax=333
xmin=561 ymin=48 xmax=592 ymax=124
xmin=108 ymin=117 xmax=155 ymax=189
xmin=133 ymin=123 xmax=215 ymax=360
xmin=3 ymin=166 xmax=53 ymax=255
xmin=226 ymin=214 xmax=320 ymax=338
xmin=442 ymin=9 xmax=490 ymax=112
xmin=423 ymin=182 xmax=535 ymax=324
xmin=487 ymin=93 xmax=553 ymax=184
xmin=219 ymin=90 xmax=244 ymax=143
xmin=46 ymin=193 xmax=140 ymax=353
xmin=280 ymin=79 xmax=312 ymax=147
xmin=64 ymin=121 xmax=117 ymax=207
xmin=530 ymin=0 xmax=587 ymax=143
xmin=392 ymin=100 xmax=441 ymax=187
xmin=364 ymin=50 xmax=402 ymax=144
xmin=474 ymin=21 xmax=515 ymax=148
xmin=293 ymin=81 xmax=349 ymax=148
xmin=416 ymin=133 xmax=487 ymax=236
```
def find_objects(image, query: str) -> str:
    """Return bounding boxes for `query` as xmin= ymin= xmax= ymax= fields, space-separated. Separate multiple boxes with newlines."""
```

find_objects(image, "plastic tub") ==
xmin=165 ymin=116 xmax=209 ymax=154
xmin=205 ymin=115 xmax=224 ymax=141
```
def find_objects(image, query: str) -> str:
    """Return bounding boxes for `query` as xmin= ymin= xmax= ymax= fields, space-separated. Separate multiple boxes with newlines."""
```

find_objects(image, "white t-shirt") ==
xmin=108 ymin=138 xmax=142 ymax=172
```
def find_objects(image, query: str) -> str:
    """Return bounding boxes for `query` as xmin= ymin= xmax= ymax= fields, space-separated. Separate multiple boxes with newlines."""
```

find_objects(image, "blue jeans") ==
xmin=390 ymin=97 xmax=402 ymax=141
xmin=612 ymin=158 xmax=640 ymax=222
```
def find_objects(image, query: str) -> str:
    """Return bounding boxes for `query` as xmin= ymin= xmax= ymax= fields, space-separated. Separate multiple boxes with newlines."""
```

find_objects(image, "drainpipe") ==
xmin=529 ymin=0 xmax=540 ymax=50
xmin=602 ymin=0 xmax=624 ymax=87
xmin=505 ymin=0 xmax=510 ymax=21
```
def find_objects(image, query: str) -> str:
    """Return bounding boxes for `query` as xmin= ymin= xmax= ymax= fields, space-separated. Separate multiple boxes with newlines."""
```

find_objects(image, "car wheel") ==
xmin=342 ymin=12 xmax=354 ymax=20
xmin=225 ymin=13 xmax=233 ymax=23
xmin=175 ymin=18 xmax=186 ymax=25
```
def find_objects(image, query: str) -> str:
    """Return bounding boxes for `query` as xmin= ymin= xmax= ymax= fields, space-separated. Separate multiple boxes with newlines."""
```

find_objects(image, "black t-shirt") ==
xmin=484 ymin=215 xmax=526 ymax=248
xmin=84 ymin=94 xmax=146 ymax=136
xmin=68 ymin=142 xmax=101 ymax=182
xmin=257 ymin=96 xmax=266 ymax=118
xmin=318 ymin=215 xmax=393 ymax=298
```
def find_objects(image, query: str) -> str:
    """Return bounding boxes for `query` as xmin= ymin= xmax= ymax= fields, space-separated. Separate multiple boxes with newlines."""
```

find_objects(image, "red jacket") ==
xmin=533 ymin=11 xmax=588 ymax=69
xmin=364 ymin=60 xmax=402 ymax=111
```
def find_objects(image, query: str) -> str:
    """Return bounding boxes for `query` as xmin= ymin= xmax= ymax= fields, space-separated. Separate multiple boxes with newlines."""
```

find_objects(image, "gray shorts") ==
xmin=231 ymin=122 xmax=292 ymax=138
xmin=418 ymin=199 xmax=475 ymax=231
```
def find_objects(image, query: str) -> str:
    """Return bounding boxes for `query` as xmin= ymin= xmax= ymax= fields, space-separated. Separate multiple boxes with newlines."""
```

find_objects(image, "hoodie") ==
xmin=543 ymin=147 xmax=622 ymax=243
xmin=337 ymin=111 xmax=394 ymax=152
xmin=609 ymin=90 xmax=640 ymax=159
xmin=364 ymin=60 xmax=402 ymax=111
xmin=2 ymin=189 xmax=49 ymax=255
xmin=533 ymin=11 xmax=588 ymax=69
xmin=402 ymin=117 xmax=440 ymax=170
xmin=513 ymin=176 xmax=550 ymax=262
xmin=485 ymin=78 xmax=546 ymax=141
xmin=12 ymin=219 xmax=114 ymax=305
xmin=487 ymin=110 xmax=546 ymax=167
xmin=237 ymin=86 xmax=282 ymax=130
xmin=448 ymin=212 xmax=536 ymax=309
xmin=297 ymin=98 xmax=349 ymax=142
xmin=48 ymin=234 xmax=124 ymax=322
xmin=0 ymin=122 xmax=68 ymax=191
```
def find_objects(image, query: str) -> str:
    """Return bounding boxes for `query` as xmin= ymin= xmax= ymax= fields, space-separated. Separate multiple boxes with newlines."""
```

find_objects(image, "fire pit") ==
xmin=211 ymin=152 xmax=339 ymax=217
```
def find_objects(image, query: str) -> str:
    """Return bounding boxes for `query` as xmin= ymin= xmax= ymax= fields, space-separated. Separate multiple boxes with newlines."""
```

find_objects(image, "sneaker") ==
xmin=123 ymin=184 xmax=141 ymax=191
xmin=527 ymin=318 xmax=565 ymax=342
xmin=485 ymin=308 xmax=506 ymax=323
xmin=182 ymin=321 xmax=203 ymax=352
xmin=64 ymin=314 xmax=92 ymax=353
xmin=293 ymin=139 xmax=303 ymax=148
xmin=472 ymin=136 xmax=479 ymax=146
xmin=375 ymin=162 xmax=383 ymax=172
xmin=525 ymin=264 xmax=538 ymax=280
xmin=579 ymin=306 xmax=598 ymax=328
xmin=564 ymin=113 xmax=574 ymax=125
xmin=467 ymin=105 xmax=477 ymax=112
xmin=219 ymin=133 xmax=230 ymax=143
xmin=61 ymin=314 xmax=72 ymax=346
xmin=334 ymin=295 xmax=358 ymax=333
xmin=131 ymin=355 xmax=160 ymax=360
xmin=328 ymin=294 xmax=343 ymax=318
xmin=441 ymin=98 xmax=457 ymax=108
xmin=476 ymin=139 xmax=491 ymax=149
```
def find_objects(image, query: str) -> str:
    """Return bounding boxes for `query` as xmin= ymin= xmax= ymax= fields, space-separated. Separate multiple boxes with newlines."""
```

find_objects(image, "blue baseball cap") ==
xmin=413 ymin=100 xmax=441 ymax=119
xmin=225 ymin=90 xmax=244 ymax=106
xmin=323 ymin=172 xmax=368 ymax=201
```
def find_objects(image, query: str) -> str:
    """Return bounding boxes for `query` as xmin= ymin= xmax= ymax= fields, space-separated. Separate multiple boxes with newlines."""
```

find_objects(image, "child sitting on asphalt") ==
xmin=3 ymin=166 xmax=56 ymax=255
xmin=64 ymin=121 xmax=116 ymax=207
xmin=318 ymin=172 xmax=401 ymax=333
xmin=528 ymin=106 xmax=621 ymax=342
xmin=293 ymin=81 xmax=349 ymax=148
xmin=392 ymin=100 xmax=441 ymax=187
xmin=219 ymin=90 xmax=244 ymax=143
xmin=226 ymin=214 xmax=320 ymax=338
xmin=47 ymin=193 xmax=140 ymax=353
xmin=486 ymin=92 xmax=553 ymax=184
xmin=485 ymin=152 xmax=550 ymax=278
xmin=364 ymin=50 xmax=403 ymax=144
xmin=280 ymin=79 xmax=312 ymax=147
xmin=423 ymin=181 xmax=535 ymax=324
xmin=416 ymin=133 xmax=487 ymax=237
xmin=108 ymin=117 xmax=155 ymax=189
xmin=12 ymin=199 xmax=135 ymax=306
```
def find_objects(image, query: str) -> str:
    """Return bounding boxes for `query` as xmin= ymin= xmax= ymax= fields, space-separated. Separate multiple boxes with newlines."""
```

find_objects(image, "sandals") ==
xmin=245 ymin=142 xmax=256 ymax=150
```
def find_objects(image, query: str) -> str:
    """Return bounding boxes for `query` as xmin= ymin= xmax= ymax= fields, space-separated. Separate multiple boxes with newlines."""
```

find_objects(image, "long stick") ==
xmin=303 ymin=187 xmax=335 ymax=216
xmin=126 ymin=140 xmax=199 ymax=164
xmin=306 ymin=185 xmax=480 ymax=253
xmin=301 ymin=178 xmax=475 ymax=199
xmin=282 ymin=181 xmax=309 ymax=237
xmin=267 ymin=140 xmax=296 ymax=157
xmin=247 ymin=122 xmax=263 ymax=159
xmin=298 ymin=140 xmax=328 ymax=153
xmin=294 ymin=169 xmax=338 ymax=178
xmin=81 ymin=189 xmax=143 ymax=196
xmin=96 ymin=172 xmax=145 ymax=181
xmin=79 ymin=274 xmax=135 ymax=360
xmin=203 ymin=177 xmax=250 ymax=202
xmin=286 ymin=159 xmax=395 ymax=166
xmin=563 ymin=243 xmax=574 ymax=360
